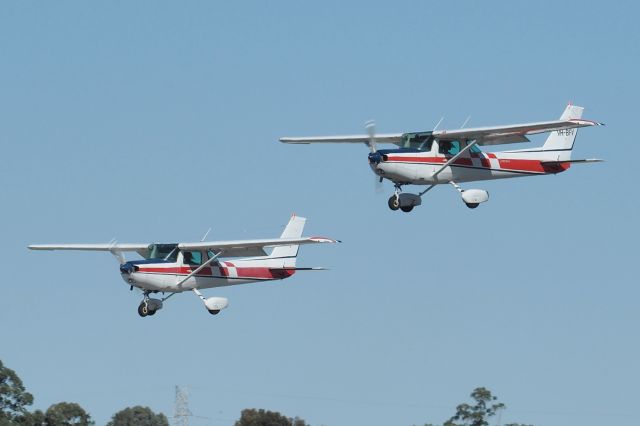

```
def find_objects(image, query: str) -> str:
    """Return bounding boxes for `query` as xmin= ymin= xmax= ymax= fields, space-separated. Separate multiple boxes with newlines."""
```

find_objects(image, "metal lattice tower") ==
xmin=174 ymin=385 xmax=192 ymax=426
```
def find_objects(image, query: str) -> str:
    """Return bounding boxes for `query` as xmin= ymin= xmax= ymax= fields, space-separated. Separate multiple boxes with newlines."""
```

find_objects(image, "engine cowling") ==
xmin=205 ymin=297 xmax=229 ymax=312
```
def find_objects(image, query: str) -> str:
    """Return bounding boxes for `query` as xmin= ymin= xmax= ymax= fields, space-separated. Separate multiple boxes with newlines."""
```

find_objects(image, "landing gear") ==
xmin=450 ymin=181 xmax=489 ymax=209
xmin=137 ymin=291 xmax=163 ymax=318
xmin=138 ymin=302 xmax=149 ymax=317
xmin=388 ymin=195 xmax=400 ymax=211
xmin=208 ymin=309 xmax=221 ymax=315
xmin=388 ymin=184 xmax=422 ymax=213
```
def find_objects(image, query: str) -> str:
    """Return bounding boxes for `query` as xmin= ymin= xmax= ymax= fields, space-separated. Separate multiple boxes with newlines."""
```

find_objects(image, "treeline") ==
xmin=0 ymin=360 xmax=167 ymax=426
xmin=2 ymin=360 xmax=532 ymax=426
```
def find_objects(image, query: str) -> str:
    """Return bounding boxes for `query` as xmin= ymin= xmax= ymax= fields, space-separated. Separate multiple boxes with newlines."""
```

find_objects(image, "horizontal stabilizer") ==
xmin=270 ymin=266 xmax=328 ymax=271
xmin=540 ymin=158 xmax=604 ymax=165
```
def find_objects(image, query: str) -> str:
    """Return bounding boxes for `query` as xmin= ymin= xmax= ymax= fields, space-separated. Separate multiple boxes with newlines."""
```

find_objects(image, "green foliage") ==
xmin=0 ymin=361 xmax=34 ymax=422
xmin=106 ymin=406 xmax=169 ymax=426
xmin=234 ymin=408 xmax=308 ymax=426
xmin=43 ymin=402 xmax=93 ymax=426
xmin=444 ymin=387 xmax=505 ymax=426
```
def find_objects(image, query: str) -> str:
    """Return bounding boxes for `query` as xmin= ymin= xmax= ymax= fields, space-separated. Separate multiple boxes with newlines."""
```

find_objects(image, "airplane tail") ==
xmin=540 ymin=104 xmax=584 ymax=160
xmin=269 ymin=214 xmax=306 ymax=266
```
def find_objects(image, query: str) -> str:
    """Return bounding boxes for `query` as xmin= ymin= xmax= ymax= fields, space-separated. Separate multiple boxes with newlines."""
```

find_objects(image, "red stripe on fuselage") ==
xmin=135 ymin=266 xmax=287 ymax=279
xmin=383 ymin=154 xmax=557 ymax=174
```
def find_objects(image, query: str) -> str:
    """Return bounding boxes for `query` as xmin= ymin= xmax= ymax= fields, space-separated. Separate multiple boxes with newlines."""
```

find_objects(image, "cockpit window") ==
xmin=147 ymin=243 xmax=178 ymax=261
xmin=469 ymin=144 xmax=482 ymax=154
xmin=400 ymin=132 xmax=434 ymax=152
xmin=183 ymin=251 xmax=202 ymax=265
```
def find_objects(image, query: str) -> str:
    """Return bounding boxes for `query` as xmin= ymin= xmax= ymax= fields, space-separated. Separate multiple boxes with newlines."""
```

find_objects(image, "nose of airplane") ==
xmin=368 ymin=152 xmax=383 ymax=164
xmin=120 ymin=262 xmax=136 ymax=275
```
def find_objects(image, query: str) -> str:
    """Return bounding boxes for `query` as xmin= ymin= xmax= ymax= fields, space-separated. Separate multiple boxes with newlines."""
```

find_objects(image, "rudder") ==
xmin=542 ymin=105 xmax=584 ymax=155
xmin=269 ymin=214 xmax=306 ymax=262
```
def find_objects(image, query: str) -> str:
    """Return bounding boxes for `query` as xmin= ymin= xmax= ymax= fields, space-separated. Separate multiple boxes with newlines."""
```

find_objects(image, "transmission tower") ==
xmin=174 ymin=385 xmax=192 ymax=426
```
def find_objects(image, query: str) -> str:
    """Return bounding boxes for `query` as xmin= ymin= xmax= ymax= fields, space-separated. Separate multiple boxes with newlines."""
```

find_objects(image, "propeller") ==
xmin=365 ymin=120 xmax=385 ymax=193
xmin=365 ymin=120 xmax=377 ymax=153
xmin=108 ymin=239 xmax=126 ymax=265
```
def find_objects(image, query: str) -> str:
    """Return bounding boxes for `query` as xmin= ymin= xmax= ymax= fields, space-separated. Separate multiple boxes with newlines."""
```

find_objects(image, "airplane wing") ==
xmin=28 ymin=237 xmax=340 ymax=259
xmin=179 ymin=236 xmax=340 ymax=257
xmin=28 ymin=243 xmax=151 ymax=257
xmin=434 ymin=118 xmax=604 ymax=146
xmin=279 ymin=133 xmax=403 ymax=145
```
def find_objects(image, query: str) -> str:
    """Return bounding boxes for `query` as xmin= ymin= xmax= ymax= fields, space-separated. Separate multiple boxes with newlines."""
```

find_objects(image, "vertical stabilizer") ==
xmin=269 ymin=215 xmax=306 ymax=263
xmin=541 ymin=105 xmax=584 ymax=158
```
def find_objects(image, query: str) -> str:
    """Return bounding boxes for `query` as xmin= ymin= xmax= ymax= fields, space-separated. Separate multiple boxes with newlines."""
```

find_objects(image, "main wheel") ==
xmin=208 ymin=309 xmax=221 ymax=315
xmin=400 ymin=205 xmax=414 ymax=213
xmin=388 ymin=195 xmax=400 ymax=211
xmin=137 ymin=303 xmax=148 ymax=317
xmin=465 ymin=202 xmax=479 ymax=209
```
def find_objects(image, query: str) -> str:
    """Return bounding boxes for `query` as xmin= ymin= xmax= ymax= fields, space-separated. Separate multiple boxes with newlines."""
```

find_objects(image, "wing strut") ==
xmin=432 ymin=140 xmax=479 ymax=179
xmin=176 ymin=251 xmax=223 ymax=288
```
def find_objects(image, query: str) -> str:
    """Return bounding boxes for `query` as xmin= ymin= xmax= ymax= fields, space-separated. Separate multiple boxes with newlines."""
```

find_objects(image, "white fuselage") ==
xmin=371 ymin=147 xmax=568 ymax=185
xmin=121 ymin=257 xmax=295 ymax=293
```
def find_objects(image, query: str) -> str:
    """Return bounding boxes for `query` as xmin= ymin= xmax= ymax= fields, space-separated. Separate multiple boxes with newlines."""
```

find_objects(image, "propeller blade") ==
xmin=374 ymin=175 xmax=384 ymax=194
xmin=108 ymin=239 xmax=126 ymax=265
xmin=365 ymin=120 xmax=377 ymax=153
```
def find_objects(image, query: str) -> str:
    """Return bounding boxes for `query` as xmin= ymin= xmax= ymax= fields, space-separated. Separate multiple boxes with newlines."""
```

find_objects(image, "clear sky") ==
xmin=1 ymin=1 xmax=638 ymax=425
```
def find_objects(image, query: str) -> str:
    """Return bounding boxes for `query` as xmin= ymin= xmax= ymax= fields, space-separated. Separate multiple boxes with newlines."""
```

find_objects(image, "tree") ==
xmin=106 ymin=406 xmax=169 ymax=426
xmin=44 ymin=402 xmax=93 ymax=426
xmin=444 ymin=387 xmax=504 ymax=426
xmin=234 ymin=408 xmax=308 ymax=426
xmin=441 ymin=387 xmax=532 ymax=426
xmin=0 ymin=360 xmax=34 ymax=423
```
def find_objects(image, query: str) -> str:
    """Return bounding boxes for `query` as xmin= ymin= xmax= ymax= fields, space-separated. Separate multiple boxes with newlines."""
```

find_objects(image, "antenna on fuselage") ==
xmin=432 ymin=116 xmax=444 ymax=132
xmin=200 ymin=227 xmax=212 ymax=242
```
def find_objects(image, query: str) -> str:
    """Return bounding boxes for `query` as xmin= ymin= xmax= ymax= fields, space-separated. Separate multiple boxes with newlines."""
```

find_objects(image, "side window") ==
xmin=439 ymin=140 xmax=460 ymax=156
xmin=207 ymin=250 xmax=220 ymax=262
xmin=183 ymin=251 xmax=202 ymax=265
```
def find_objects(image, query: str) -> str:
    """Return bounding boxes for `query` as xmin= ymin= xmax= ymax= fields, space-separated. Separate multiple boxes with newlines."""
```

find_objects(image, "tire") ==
xmin=400 ymin=205 xmax=414 ymax=213
xmin=465 ymin=202 xmax=479 ymax=209
xmin=208 ymin=309 xmax=221 ymax=315
xmin=137 ymin=303 xmax=148 ymax=317
xmin=388 ymin=196 xmax=400 ymax=211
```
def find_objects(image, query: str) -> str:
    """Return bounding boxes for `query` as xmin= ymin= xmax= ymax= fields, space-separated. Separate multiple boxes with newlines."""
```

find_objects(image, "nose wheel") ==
xmin=388 ymin=195 xmax=400 ymax=211
xmin=138 ymin=302 xmax=151 ymax=317
xmin=137 ymin=291 xmax=163 ymax=317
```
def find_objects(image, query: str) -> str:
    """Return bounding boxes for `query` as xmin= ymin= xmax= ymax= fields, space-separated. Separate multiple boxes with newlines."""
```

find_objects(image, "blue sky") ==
xmin=1 ymin=1 xmax=638 ymax=425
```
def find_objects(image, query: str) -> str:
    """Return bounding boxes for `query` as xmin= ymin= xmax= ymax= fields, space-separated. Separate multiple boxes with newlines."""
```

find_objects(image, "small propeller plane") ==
xmin=280 ymin=105 xmax=604 ymax=212
xmin=28 ymin=215 xmax=339 ymax=317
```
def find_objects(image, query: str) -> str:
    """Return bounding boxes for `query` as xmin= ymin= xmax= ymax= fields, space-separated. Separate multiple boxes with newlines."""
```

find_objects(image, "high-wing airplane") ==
xmin=28 ymin=215 xmax=339 ymax=317
xmin=280 ymin=105 xmax=604 ymax=212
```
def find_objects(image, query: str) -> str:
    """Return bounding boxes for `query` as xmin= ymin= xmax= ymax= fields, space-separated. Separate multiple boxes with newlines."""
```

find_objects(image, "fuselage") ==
xmin=370 ymin=147 xmax=569 ymax=185
xmin=120 ymin=257 xmax=295 ymax=293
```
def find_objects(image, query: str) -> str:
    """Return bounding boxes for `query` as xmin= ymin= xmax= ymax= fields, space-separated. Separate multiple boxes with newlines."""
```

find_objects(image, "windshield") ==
xmin=399 ymin=132 xmax=434 ymax=151
xmin=147 ymin=243 xmax=179 ymax=261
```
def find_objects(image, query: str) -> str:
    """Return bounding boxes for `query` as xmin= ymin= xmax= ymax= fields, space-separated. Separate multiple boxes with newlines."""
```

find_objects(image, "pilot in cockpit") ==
xmin=439 ymin=141 xmax=452 ymax=155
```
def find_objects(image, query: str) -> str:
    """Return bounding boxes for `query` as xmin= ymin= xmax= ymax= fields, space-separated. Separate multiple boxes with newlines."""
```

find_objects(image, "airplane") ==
xmin=28 ymin=215 xmax=339 ymax=317
xmin=280 ymin=105 xmax=604 ymax=212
